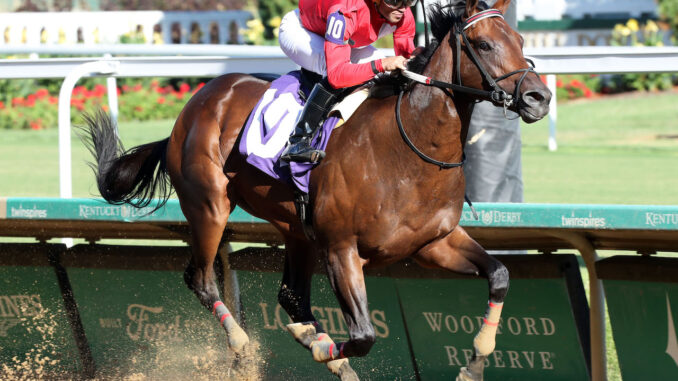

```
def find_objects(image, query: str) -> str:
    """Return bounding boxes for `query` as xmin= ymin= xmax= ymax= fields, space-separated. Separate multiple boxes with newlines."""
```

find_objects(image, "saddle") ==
xmin=242 ymin=70 xmax=370 ymax=240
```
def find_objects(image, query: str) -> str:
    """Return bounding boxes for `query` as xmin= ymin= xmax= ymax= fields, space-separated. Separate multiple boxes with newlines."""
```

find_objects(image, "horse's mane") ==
xmin=407 ymin=3 xmax=463 ymax=74
xmin=370 ymin=3 xmax=466 ymax=97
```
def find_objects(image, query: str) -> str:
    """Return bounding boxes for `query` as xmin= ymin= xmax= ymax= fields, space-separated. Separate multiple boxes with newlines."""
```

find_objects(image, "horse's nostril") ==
xmin=522 ymin=90 xmax=548 ymax=105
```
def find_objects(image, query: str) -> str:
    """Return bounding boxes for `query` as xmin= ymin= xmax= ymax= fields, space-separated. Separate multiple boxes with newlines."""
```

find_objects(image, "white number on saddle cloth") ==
xmin=243 ymin=89 xmax=303 ymax=158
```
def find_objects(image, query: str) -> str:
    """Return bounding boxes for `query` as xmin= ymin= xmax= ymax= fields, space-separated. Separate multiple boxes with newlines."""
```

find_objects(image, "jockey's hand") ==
xmin=381 ymin=55 xmax=409 ymax=72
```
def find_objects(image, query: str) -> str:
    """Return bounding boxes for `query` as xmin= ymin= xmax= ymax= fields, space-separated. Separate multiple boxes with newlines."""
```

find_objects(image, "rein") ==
xmin=396 ymin=8 xmax=537 ymax=168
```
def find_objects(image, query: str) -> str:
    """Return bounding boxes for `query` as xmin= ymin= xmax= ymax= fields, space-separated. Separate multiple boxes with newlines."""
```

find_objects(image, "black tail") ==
xmin=78 ymin=109 xmax=172 ymax=211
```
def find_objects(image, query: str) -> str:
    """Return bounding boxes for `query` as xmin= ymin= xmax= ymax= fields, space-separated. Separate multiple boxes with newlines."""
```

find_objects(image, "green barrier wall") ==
xmin=395 ymin=254 xmax=590 ymax=381
xmin=231 ymin=250 xmax=590 ymax=381
xmin=0 ymin=244 xmax=82 ymax=377
xmin=0 ymin=241 xmax=592 ymax=380
xmin=598 ymin=256 xmax=678 ymax=381
xmin=61 ymin=244 xmax=234 ymax=379
xmin=237 ymin=271 xmax=416 ymax=380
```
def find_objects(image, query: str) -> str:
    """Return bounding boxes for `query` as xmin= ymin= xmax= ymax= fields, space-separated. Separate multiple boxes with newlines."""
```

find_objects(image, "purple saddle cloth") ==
xmin=238 ymin=71 xmax=340 ymax=194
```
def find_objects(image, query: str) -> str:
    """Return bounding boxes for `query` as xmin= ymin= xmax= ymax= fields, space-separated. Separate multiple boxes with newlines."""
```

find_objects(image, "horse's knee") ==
xmin=488 ymin=262 xmax=509 ymax=302
xmin=349 ymin=331 xmax=376 ymax=357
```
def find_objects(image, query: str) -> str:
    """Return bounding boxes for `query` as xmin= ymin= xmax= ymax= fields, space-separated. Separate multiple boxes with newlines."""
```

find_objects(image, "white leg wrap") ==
xmin=473 ymin=301 xmax=503 ymax=356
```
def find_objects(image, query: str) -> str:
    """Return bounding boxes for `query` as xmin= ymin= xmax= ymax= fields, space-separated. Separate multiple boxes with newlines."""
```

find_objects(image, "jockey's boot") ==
xmin=280 ymin=79 xmax=340 ymax=164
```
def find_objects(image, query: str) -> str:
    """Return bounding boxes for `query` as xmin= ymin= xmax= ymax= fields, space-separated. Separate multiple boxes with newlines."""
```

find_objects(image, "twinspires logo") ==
xmin=561 ymin=213 xmax=606 ymax=228
xmin=421 ymin=311 xmax=556 ymax=370
xmin=10 ymin=207 xmax=47 ymax=218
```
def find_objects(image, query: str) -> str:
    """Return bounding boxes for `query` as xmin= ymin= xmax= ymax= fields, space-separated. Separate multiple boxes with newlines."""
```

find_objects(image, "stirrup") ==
xmin=281 ymin=145 xmax=326 ymax=164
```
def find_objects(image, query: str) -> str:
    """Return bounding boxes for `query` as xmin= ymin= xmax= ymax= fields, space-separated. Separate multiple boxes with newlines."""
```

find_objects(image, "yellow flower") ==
xmin=657 ymin=41 xmax=664 ymax=47
xmin=269 ymin=16 xmax=282 ymax=28
xmin=619 ymin=26 xmax=631 ymax=37
xmin=626 ymin=19 xmax=639 ymax=32
xmin=58 ymin=28 xmax=66 ymax=44
xmin=645 ymin=20 xmax=659 ymax=33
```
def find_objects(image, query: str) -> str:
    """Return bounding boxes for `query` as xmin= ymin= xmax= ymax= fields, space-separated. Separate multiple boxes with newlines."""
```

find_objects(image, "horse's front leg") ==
xmin=414 ymin=225 xmax=509 ymax=381
xmin=307 ymin=244 xmax=375 ymax=363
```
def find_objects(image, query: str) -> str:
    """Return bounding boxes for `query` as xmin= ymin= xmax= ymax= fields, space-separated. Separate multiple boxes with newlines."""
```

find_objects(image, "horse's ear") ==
xmin=467 ymin=0 xmax=511 ymax=13
xmin=449 ymin=0 xmax=467 ymax=18
xmin=487 ymin=0 xmax=511 ymax=13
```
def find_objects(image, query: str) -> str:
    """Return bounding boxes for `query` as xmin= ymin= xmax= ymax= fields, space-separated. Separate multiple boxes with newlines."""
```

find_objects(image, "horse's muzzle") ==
xmin=518 ymin=88 xmax=551 ymax=123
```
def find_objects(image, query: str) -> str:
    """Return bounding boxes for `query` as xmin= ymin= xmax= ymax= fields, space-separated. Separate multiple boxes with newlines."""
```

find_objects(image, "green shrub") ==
xmin=609 ymin=19 xmax=676 ymax=92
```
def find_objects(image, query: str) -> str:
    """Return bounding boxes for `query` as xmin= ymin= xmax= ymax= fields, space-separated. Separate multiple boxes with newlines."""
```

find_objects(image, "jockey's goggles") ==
xmin=381 ymin=0 xmax=418 ymax=9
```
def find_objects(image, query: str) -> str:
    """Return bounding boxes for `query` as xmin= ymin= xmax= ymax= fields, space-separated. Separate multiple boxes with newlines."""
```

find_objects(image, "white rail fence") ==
xmin=0 ymin=45 xmax=677 ymax=198
xmin=0 ymin=11 xmax=252 ymax=45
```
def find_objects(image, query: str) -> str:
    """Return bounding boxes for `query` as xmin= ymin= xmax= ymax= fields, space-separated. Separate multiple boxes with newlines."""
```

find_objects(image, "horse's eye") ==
xmin=478 ymin=41 xmax=491 ymax=51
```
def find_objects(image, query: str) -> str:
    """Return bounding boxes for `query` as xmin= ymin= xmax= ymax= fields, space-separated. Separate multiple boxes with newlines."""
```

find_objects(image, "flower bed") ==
xmin=0 ymin=80 xmax=204 ymax=130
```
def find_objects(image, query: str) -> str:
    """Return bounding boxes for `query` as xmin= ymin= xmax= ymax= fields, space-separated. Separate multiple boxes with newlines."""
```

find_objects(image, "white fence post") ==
xmin=58 ymin=60 xmax=119 ymax=200
xmin=546 ymin=74 xmax=558 ymax=151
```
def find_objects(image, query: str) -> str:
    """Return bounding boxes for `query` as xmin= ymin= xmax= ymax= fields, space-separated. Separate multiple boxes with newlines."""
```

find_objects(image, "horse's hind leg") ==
xmin=279 ymin=238 xmax=358 ymax=380
xmin=177 ymin=168 xmax=249 ymax=354
xmin=414 ymin=225 xmax=509 ymax=381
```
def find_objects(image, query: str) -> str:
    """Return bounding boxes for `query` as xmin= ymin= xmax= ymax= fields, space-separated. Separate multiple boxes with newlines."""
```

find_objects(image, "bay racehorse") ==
xmin=80 ymin=0 xmax=550 ymax=379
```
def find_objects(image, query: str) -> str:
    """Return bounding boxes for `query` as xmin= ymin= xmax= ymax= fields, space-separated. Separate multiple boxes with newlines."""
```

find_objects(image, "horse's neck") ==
xmin=404 ymin=33 xmax=474 ymax=162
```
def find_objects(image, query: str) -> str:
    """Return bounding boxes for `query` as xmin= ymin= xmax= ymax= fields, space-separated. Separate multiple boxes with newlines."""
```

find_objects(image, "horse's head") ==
xmin=451 ymin=0 xmax=551 ymax=123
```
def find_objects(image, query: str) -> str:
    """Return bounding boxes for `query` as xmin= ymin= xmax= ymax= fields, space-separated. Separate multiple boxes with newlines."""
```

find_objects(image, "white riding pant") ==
xmin=278 ymin=9 xmax=386 ymax=76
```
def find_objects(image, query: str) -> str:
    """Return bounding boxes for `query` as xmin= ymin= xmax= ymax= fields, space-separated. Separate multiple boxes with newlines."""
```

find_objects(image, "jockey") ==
xmin=278 ymin=0 xmax=417 ymax=164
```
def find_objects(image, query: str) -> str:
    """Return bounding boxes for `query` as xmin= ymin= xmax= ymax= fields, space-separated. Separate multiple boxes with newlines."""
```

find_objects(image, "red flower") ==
xmin=151 ymin=80 xmax=159 ymax=87
xmin=102 ymin=105 xmax=109 ymax=112
xmin=122 ymin=84 xmax=130 ymax=93
xmin=556 ymin=80 xmax=563 ymax=88
xmin=48 ymin=96 xmax=58 ymax=105
xmin=12 ymin=97 xmax=24 ymax=106
xmin=134 ymin=106 xmax=143 ymax=112
xmin=30 ymin=121 xmax=42 ymax=130
xmin=179 ymin=83 xmax=190 ymax=93
xmin=35 ymin=88 xmax=49 ymax=99
xmin=73 ymin=86 xmax=87 ymax=95
xmin=193 ymin=82 xmax=205 ymax=93
xmin=0 ymin=101 xmax=4 ymax=109
xmin=584 ymin=89 xmax=593 ymax=98
xmin=94 ymin=84 xmax=107 ymax=97
xmin=133 ymin=84 xmax=142 ymax=92
xmin=157 ymin=97 xmax=166 ymax=104
xmin=155 ymin=87 xmax=166 ymax=94
xmin=570 ymin=79 xmax=583 ymax=88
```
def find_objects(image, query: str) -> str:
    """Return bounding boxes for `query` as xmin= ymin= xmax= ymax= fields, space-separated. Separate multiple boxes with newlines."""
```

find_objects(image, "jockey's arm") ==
xmin=324 ymin=41 xmax=385 ymax=89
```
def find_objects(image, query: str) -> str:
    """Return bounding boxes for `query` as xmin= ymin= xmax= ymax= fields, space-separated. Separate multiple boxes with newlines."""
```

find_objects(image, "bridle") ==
xmin=396 ymin=8 xmax=538 ymax=169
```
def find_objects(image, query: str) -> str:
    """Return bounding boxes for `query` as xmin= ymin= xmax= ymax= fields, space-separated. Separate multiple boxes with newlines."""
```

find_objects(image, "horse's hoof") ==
xmin=327 ymin=359 xmax=359 ymax=381
xmin=287 ymin=322 xmax=319 ymax=348
xmin=456 ymin=366 xmax=481 ymax=381
xmin=310 ymin=340 xmax=335 ymax=362
xmin=227 ymin=324 xmax=250 ymax=354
